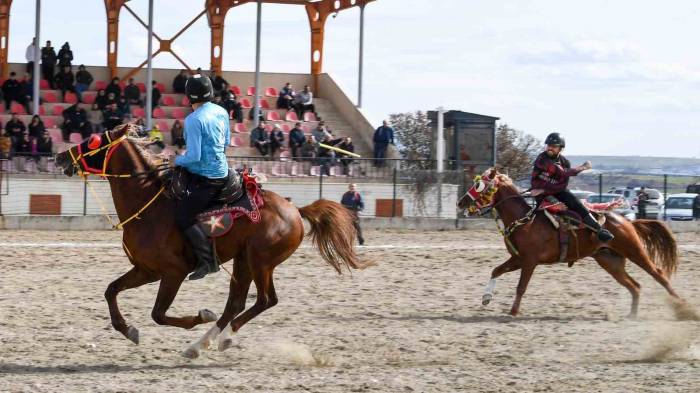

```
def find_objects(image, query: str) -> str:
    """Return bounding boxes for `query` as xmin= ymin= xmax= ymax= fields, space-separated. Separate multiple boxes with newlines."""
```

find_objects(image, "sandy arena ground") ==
xmin=1 ymin=228 xmax=700 ymax=392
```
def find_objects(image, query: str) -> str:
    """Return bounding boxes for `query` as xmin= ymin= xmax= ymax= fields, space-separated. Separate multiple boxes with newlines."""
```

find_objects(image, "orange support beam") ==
xmin=206 ymin=1 xmax=236 ymax=76
xmin=0 ymin=0 xmax=13 ymax=79
xmin=104 ymin=0 xmax=126 ymax=79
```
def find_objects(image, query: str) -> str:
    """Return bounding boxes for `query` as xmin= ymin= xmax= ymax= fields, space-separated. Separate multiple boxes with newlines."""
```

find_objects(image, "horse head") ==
xmin=457 ymin=167 xmax=519 ymax=216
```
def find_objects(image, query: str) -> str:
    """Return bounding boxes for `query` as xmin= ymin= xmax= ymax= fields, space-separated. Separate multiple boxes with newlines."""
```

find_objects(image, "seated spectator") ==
xmin=301 ymin=135 xmax=318 ymax=162
xmin=172 ymin=69 xmax=188 ymax=94
xmin=12 ymin=132 xmax=32 ymax=172
xmin=75 ymin=64 xmax=93 ymax=102
xmin=117 ymin=96 xmax=131 ymax=120
xmin=150 ymin=81 xmax=161 ymax=112
xmin=105 ymin=77 xmax=121 ymax=97
xmin=133 ymin=117 xmax=148 ymax=137
xmin=62 ymin=103 xmax=91 ymax=140
xmin=105 ymin=92 xmax=118 ymax=108
xmin=317 ymin=134 xmax=337 ymax=175
xmin=20 ymin=73 xmax=36 ymax=113
xmin=213 ymin=94 xmax=225 ymax=109
xmin=293 ymin=85 xmax=315 ymax=121
xmin=250 ymin=121 xmax=270 ymax=157
xmin=269 ymin=124 xmax=285 ymax=157
xmin=223 ymin=91 xmax=243 ymax=122
xmin=87 ymin=104 xmax=104 ymax=134
xmin=123 ymin=78 xmax=141 ymax=106
xmin=102 ymin=103 xmax=124 ymax=130
xmin=28 ymin=115 xmax=46 ymax=139
xmin=2 ymin=72 xmax=28 ymax=114
xmin=336 ymin=136 xmax=355 ymax=174
xmin=211 ymin=72 xmax=228 ymax=95
xmin=35 ymin=129 xmax=53 ymax=172
xmin=93 ymin=89 xmax=108 ymax=111
xmin=41 ymin=40 xmax=57 ymax=89
xmin=171 ymin=119 xmax=185 ymax=149
xmin=57 ymin=42 xmax=73 ymax=67
xmin=5 ymin=113 xmax=26 ymax=146
xmin=288 ymin=122 xmax=305 ymax=160
xmin=277 ymin=82 xmax=295 ymax=110
xmin=149 ymin=123 xmax=165 ymax=150
xmin=54 ymin=65 xmax=75 ymax=100
xmin=0 ymin=128 xmax=11 ymax=159
xmin=311 ymin=121 xmax=330 ymax=144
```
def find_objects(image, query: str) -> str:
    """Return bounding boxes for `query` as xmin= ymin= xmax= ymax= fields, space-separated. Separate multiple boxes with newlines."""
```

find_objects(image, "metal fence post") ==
xmin=392 ymin=167 xmax=397 ymax=217
xmin=663 ymin=174 xmax=668 ymax=221
xmin=319 ymin=169 xmax=323 ymax=200
xmin=83 ymin=180 xmax=88 ymax=216
xmin=598 ymin=173 xmax=603 ymax=199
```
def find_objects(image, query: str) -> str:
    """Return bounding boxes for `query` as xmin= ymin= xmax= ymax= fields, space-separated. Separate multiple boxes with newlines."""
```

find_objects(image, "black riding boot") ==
xmin=183 ymin=225 xmax=220 ymax=280
xmin=582 ymin=213 xmax=614 ymax=242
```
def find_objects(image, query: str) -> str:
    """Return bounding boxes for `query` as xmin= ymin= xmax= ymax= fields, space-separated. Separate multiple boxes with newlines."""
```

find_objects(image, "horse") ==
xmin=456 ymin=167 xmax=684 ymax=318
xmin=54 ymin=124 xmax=370 ymax=359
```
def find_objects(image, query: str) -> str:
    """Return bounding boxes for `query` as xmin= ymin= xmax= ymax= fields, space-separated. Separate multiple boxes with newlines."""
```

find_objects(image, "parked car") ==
xmin=687 ymin=184 xmax=700 ymax=194
xmin=609 ymin=187 xmax=663 ymax=219
xmin=586 ymin=193 xmax=636 ymax=220
xmin=664 ymin=193 xmax=698 ymax=221
xmin=571 ymin=189 xmax=594 ymax=202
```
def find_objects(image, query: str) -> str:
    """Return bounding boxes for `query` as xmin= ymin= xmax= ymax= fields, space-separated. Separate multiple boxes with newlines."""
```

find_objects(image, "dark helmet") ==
xmin=544 ymin=132 xmax=565 ymax=148
xmin=185 ymin=74 xmax=213 ymax=104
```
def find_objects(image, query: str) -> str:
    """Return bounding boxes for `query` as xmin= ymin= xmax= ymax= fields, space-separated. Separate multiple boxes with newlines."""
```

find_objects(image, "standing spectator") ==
xmin=277 ymin=82 xmax=295 ymax=110
xmin=2 ymin=72 xmax=27 ymax=113
xmin=123 ymin=78 xmax=141 ymax=106
xmin=269 ymin=124 xmax=285 ymax=157
xmin=5 ymin=113 xmax=26 ymax=146
xmin=93 ymin=89 xmax=108 ymax=111
xmin=337 ymin=136 xmax=355 ymax=175
xmin=57 ymin=42 xmax=73 ymax=67
xmin=293 ymin=85 xmax=315 ymax=120
xmin=25 ymin=37 xmax=37 ymax=73
xmin=62 ymin=103 xmax=91 ymax=140
xmin=288 ymin=122 xmax=305 ymax=160
xmin=0 ymin=128 xmax=11 ymax=159
xmin=171 ymin=119 xmax=185 ymax=149
xmin=373 ymin=120 xmax=395 ymax=167
xmin=40 ymin=40 xmax=57 ymax=89
xmin=637 ymin=187 xmax=649 ymax=219
xmin=28 ymin=115 xmax=46 ymax=139
xmin=105 ymin=77 xmax=121 ymax=97
xmin=54 ymin=65 xmax=75 ymax=101
xmin=150 ymin=81 xmax=162 ymax=113
xmin=172 ymin=69 xmax=188 ymax=94
xmin=20 ymin=73 xmax=35 ymax=113
xmin=102 ymin=103 xmax=124 ymax=130
xmin=301 ymin=135 xmax=318 ymax=162
xmin=340 ymin=183 xmax=365 ymax=245
xmin=223 ymin=91 xmax=242 ymax=122
xmin=35 ymin=130 xmax=53 ymax=172
xmin=250 ymin=121 xmax=270 ymax=157
xmin=75 ymin=65 xmax=93 ymax=103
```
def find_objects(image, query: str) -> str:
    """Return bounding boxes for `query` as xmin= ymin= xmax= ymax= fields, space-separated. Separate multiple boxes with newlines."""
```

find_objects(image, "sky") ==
xmin=7 ymin=0 xmax=700 ymax=158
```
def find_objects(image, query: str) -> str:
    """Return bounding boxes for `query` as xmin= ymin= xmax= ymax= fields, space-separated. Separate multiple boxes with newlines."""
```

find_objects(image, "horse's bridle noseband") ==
xmin=67 ymin=131 xmax=130 ymax=178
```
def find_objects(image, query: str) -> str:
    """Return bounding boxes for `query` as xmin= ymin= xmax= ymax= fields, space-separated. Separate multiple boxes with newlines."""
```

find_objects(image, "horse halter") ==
xmin=67 ymin=131 xmax=130 ymax=178
xmin=464 ymin=174 xmax=500 ymax=215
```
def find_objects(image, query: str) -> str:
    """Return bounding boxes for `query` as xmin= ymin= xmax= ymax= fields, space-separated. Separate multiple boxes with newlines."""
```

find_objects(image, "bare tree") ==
xmin=496 ymin=124 xmax=541 ymax=180
xmin=389 ymin=111 xmax=432 ymax=166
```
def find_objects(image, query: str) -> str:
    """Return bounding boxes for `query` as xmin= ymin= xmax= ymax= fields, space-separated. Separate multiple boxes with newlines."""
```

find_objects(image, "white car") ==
xmin=609 ymin=187 xmax=663 ymax=219
xmin=664 ymin=193 xmax=698 ymax=221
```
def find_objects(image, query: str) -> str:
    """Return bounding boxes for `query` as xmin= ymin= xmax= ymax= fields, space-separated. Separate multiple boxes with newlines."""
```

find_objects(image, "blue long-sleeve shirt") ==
xmin=175 ymin=102 xmax=230 ymax=179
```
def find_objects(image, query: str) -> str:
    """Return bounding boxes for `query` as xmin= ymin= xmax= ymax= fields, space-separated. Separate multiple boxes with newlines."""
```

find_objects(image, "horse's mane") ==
xmin=125 ymin=130 xmax=168 ymax=171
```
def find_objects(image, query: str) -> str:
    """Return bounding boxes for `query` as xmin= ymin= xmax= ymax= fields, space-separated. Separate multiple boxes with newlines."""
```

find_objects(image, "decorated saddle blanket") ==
xmin=196 ymin=171 xmax=265 ymax=238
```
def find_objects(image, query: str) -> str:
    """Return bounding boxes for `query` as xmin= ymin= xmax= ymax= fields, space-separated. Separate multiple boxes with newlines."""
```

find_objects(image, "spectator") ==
xmin=5 ymin=113 xmax=26 ymax=146
xmin=12 ymin=132 xmax=32 ymax=172
xmin=277 ymin=82 xmax=295 ymax=110
xmin=40 ymin=40 xmax=57 ymax=89
xmin=28 ymin=115 xmax=46 ymax=139
xmin=54 ymin=65 xmax=75 ymax=101
xmin=301 ymin=135 xmax=318 ymax=162
xmin=373 ymin=120 xmax=395 ymax=167
xmin=102 ymin=103 xmax=124 ymax=130
xmin=250 ymin=120 xmax=270 ymax=156
xmin=20 ymin=73 xmax=35 ymax=113
xmin=288 ymin=122 xmax=305 ymax=160
xmin=311 ymin=121 xmax=330 ymax=144
xmin=105 ymin=77 xmax=121 ymax=98
xmin=57 ymin=42 xmax=73 ymax=67
xmin=2 ymin=72 xmax=27 ymax=113
xmin=105 ymin=92 xmax=118 ymax=108
xmin=149 ymin=123 xmax=165 ymax=150
xmin=269 ymin=124 xmax=285 ymax=157
xmin=117 ymin=96 xmax=131 ymax=120
xmin=93 ymin=89 xmax=108 ymax=111
xmin=317 ymin=134 xmax=337 ymax=175
xmin=35 ymin=130 xmax=53 ymax=172
xmin=637 ymin=187 xmax=649 ymax=219
xmin=123 ymin=78 xmax=141 ymax=107
xmin=0 ymin=128 xmax=11 ymax=159
xmin=62 ymin=103 xmax=91 ymax=140
xmin=211 ymin=72 xmax=228 ymax=95
xmin=150 ymin=81 xmax=161 ymax=112
xmin=213 ymin=94 xmax=225 ymax=109
xmin=337 ymin=136 xmax=355 ymax=175
xmin=75 ymin=65 xmax=93 ymax=102
xmin=171 ymin=119 xmax=185 ymax=149
xmin=293 ymin=85 xmax=315 ymax=121
xmin=172 ymin=69 xmax=188 ymax=94
xmin=25 ymin=37 xmax=37 ymax=73
xmin=222 ymin=91 xmax=243 ymax=122
xmin=340 ymin=183 xmax=365 ymax=245
xmin=133 ymin=117 xmax=149 ymax=137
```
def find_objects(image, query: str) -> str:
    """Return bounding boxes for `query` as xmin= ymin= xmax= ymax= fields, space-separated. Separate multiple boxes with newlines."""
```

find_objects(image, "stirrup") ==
xmin=597 ymin=229 xmax=614 ymax=242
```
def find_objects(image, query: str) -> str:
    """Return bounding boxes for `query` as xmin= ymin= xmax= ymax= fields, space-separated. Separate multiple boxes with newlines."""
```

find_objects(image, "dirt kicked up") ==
xmin=1 ymin=229 xmax=699 ymax=392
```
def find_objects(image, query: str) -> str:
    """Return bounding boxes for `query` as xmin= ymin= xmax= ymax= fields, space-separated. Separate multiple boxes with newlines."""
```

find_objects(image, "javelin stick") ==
xmin=319 ymin=143 xmax=362 ymax=158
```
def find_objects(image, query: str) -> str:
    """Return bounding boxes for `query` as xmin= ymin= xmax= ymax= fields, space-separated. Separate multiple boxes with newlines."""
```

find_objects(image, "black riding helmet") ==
xmin=185 ymin=74 xmax=214 ymax=104
xmin=544 ymin=132 xmax=565 ymax=148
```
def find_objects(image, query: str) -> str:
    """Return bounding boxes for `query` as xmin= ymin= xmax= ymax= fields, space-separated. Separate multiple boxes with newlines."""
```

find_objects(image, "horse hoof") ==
xmin=198 ymin=309 xmax=218 ymax=323
xmin=218 ymin=338 xmax=233 ymax=352
xmin=182 ymin=347 xmax=200 ymax=359
xmin=482 ymin=294 xmax=492 ymax=306
xmin=126 ymin=326 xmax=139 ymax=345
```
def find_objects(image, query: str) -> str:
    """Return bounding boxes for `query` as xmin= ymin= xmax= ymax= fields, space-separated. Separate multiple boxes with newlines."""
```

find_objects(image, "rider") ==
xmin=531 ymin=132 xmax=614 ymax=242
xmin=174 ymin=74 xmax=231 ymax=280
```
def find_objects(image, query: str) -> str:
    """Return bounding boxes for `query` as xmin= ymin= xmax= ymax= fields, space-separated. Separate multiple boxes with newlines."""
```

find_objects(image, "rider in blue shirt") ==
xmin=174 ymin=74 xmax=231 ymax=280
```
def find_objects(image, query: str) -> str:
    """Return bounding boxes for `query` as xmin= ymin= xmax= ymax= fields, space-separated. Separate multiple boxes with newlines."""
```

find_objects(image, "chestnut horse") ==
xmin=457 ymin=168 xmax=683 ymax=317
xmin=55 ymin=124 xmax=369 ymax=358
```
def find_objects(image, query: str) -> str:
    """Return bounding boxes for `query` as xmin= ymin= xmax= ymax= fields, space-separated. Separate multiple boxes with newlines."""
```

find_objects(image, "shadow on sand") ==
xmin=0 ymin=362 xmax=232 ymax=375
xmin=326 ymin=313 xmax=604 ymax=324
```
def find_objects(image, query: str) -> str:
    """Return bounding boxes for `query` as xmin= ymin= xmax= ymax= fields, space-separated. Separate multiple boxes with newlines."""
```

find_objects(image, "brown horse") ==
xmin=54 ymin=124 xmax=369 ymax=358
xmin=457 ymin=168 xmax=683 ymax=318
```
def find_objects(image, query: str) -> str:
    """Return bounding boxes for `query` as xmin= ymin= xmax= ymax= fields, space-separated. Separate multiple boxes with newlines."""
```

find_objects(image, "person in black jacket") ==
xmin=62 ymin=103 xmax=91 ymax=140
xmin=172 ymin=69 xmax=188 ymax=94
xmin=123 ymin=78 xmax=141 ymax=106
xmin=288 ymin=122 xmax=305 ymax=160
xmin=250 ymin=121 xmax=270 ymax=156
xmin=2 ymin=72 xmax=27 ymax=113
xmin=28 ymin=115 xmax=46 ymax=139
xmin=373 ymin=120 xmax=394 ymax=167
xmin=269 ymin=124 xmax=285 ymax=157
xmin=102 ymin=103 xmax=124 ymax=130
xmin=171 ymin=119 xmax=185 ymax=149
xmin=222 ymin=91 xmax=242 ymax=122
xmin=35 ymin=129 xmax=53 ymax=172
xmin=54 ymin=65 xmax=75 ymax=100
xmin=41 ymin=41 xmax=57 ymax=89
xmin=75 ymin=65 xmax=93 ymax=102
xmin=57 ymin=42 xmax=73 ymax=67
xmin=105 ymin=77 xmax=121 ymax=98
xmin=5 ymin=113 xmax=26 ymax=146
xmin=92 ymin=89 xmax=108 ymax=111
xmin=150 ymin=81 xmax=161 ymax=112
xmin=211 ymin=72 xmax=228 ymax=95
xmin=340 ymin=183 xmax=365 ymax=245
xmin=337 ymin=136 xmax=355 ymax=175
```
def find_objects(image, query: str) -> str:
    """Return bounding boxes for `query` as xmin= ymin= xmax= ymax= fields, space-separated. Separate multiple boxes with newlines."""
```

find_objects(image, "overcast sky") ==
xmin=7 ymin=0 xmax=700 ymax=158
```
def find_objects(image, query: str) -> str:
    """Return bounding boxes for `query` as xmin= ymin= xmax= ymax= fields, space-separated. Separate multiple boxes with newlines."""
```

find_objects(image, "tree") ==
xmin=389 ymin=111 xmax=432 ymax=165
xmin=496 ymin=124 xmax=541 ymax=180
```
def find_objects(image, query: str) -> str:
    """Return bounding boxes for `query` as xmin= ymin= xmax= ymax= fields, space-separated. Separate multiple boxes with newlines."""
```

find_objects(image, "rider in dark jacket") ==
xmin=531 ymin=132 xmax=614 ymax=242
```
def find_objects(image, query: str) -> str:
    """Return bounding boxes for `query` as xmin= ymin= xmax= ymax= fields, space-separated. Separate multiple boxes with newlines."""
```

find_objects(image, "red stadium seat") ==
xmin=246 ymin=86 xmax=255 ymax=96
xmin=119 ymin=81 xmax=126 ymax=90
xmin=136 ymin=82 xmax=146 ymax=93
xmin=43 ymin=117 xmax=56 ymax=129
xmin=303 ymin=112 xmax=317 ymax=122
xmin=69 ymin=133 xmax=83 ymax=144
xmin=152 ymin=107 xmax=166 ymax=119
xmin=181 ymin=96 xmax=190 ymax=106
xmin=240 ymin=98 xmax=252 ymax=109
xmin=157 ymin=121 xmax=169 ymax=132
xmin=132 ymin=107 xmax=146 ymax=118
xmin=280 ymin=124 xmax=291 ymax=132
xmin=48 ymin=128 xmax=62 ymax=143
xmin=230 ymin=86 xmax=241 ymax=95
xmin=39 ymin=79 xmax=50 ymax=89
xmin=285 ymin=111 xmax=298 ymax=122
xmin=10 ymin=102 xmax=26 ymax=115
xmin=162 ymin=96 xmax=175 ymax=106
xmin=266 ymin=111 xmax=280 ymax=121
xmin=52 ymin=105 xmax=64 ymax=116
xmin=172 ymin=108 xmax=186 ymax=119
xmin=38 ymin=105 xmax=46 ymax=116
xmin=82 ymin=92 xmax=96 ymax=105
xmin=64 ymin=92 xmax=78 ymax=104
xmin=156 ymin=83 xmax=166 ymax=93
xmin=234 ymin=123 xmax=248 ymax=133
xmin=264 ymin=87 xmax=277 ymax=97
xmin=264 ymin=124 xmax=273 ymax=132
xmin=260 ymin=99 xmax=270 ymax=109
xmin=302 ymin=125 xmax=312 ymax=133
xmin=44 ymin=91 xmax=58 ymax=103
xmin=95 ymin=80 xmax=108 ymax=90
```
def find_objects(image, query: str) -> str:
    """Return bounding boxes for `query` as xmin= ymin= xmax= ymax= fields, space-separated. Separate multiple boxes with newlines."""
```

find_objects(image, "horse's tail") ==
xmin=298 ymin=199 xmax=371 ymax=273
xmin=632 ymin=220 xmax=678 ymax=277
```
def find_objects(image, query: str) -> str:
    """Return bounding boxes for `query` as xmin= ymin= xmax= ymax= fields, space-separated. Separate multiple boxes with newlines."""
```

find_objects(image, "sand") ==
xmin=1 ymin=229 xmax=699 ymax=392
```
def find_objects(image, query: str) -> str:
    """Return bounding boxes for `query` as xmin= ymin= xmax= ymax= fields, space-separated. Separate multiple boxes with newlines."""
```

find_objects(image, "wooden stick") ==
xmin=319 ymin=143 xmax=362 ymax=158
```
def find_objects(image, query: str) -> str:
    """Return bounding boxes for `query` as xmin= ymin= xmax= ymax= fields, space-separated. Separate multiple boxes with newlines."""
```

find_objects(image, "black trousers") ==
xmin=174 ymin=172 xmax=226 ymax=230
xmin=41 ymin=64 xmax=55 ymax=88
xmin=539 ymin=190 xmax=594 ymax=224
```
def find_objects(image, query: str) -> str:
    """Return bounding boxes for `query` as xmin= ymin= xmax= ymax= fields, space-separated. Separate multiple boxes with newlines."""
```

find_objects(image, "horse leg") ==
xmin=230 ymin=265 xmax=278 ymax=333
xmin=622 ymin=247 xmax=680 ymax=299
xmin=105 ymin=266 xmax=159 ymax=344
xmin=483 ymin=256 xmax=521 ymax=306
xmin=593 ymin=251 xmax=641 ymax=318
xmin=509 ymin=261 xmax=537 ymax=316
xmin=217 ymin=260 xmax=253 ymax=352
xmin=151 ymin=274 xmax=218 ymax=330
